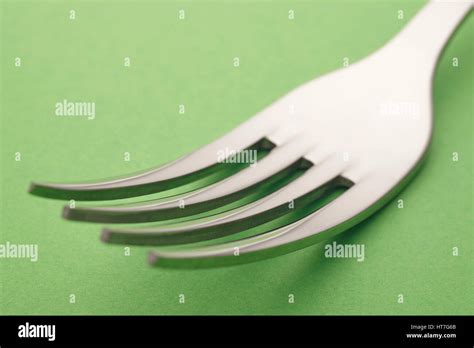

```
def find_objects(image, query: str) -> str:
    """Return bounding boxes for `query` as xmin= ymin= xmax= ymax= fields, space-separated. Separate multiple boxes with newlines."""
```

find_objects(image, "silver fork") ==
xmin=29 ymin=0 xmax=472 ymax=268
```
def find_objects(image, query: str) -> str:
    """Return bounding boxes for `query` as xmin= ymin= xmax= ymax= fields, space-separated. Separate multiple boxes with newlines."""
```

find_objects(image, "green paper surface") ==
xmin=0 ymin=0 xmax=472 ymax=315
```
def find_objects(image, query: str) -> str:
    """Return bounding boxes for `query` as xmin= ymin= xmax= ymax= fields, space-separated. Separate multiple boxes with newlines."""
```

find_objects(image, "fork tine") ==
xmin=101 ymin=156 xmax=349 ymax=245
xmin=63 ymin=137 xmax=312 ymax=223
xmin=28 ymin=117 xmax=277 ymax=201
xmin=147 ymin=182 xmax=382 ymax=268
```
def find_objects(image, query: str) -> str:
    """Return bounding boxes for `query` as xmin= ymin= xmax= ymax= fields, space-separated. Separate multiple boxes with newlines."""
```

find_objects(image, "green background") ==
xmin=0 ymin=0 xmax=472 ymax=315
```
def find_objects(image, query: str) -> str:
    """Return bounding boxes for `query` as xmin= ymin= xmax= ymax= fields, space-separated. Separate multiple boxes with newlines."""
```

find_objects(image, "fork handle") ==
xmin=392 ymin=0 xmax=472 ymax=71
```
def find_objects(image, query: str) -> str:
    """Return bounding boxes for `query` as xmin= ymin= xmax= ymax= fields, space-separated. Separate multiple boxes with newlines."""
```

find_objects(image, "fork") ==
xmin=29 ymin=0 xmax=473 ymax=268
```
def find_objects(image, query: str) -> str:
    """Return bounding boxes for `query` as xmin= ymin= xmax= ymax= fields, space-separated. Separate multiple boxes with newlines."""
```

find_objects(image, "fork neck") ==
xmin=388 ymin=0 xmax=472 ymax=74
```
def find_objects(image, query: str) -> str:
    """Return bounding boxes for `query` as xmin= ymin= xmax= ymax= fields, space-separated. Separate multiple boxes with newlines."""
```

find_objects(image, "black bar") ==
xmin=0 ymin=315 xmax=472 ymax=346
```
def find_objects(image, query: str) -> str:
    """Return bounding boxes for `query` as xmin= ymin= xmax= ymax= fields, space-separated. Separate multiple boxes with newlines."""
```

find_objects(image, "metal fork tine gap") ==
xmin=101 ymin=156 xmax=351 ymax=245
xmin=62 ymin=137 xmax=311 ymax=223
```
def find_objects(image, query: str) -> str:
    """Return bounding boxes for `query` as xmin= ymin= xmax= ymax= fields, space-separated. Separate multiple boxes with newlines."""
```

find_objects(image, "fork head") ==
xmin=140 ymin=46 xmax=436 ymax=268
xmin=28 ymin=48 xmax=433 ymax=268
xmin=29 ymin=1 xmax=471 ymax=268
